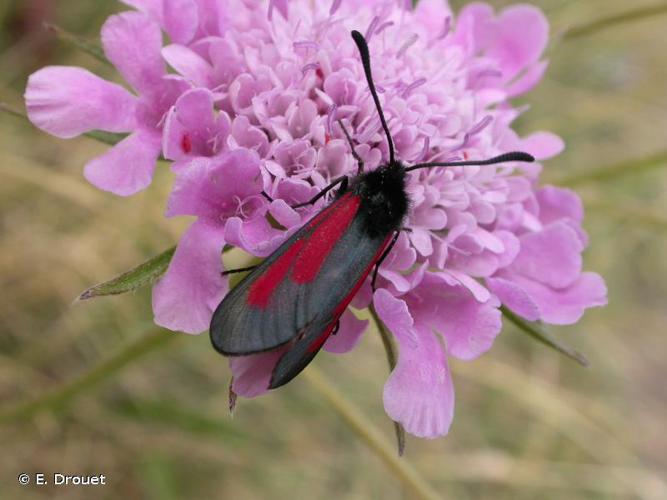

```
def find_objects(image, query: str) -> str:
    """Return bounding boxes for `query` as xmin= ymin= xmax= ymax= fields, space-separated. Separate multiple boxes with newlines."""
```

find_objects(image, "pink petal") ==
xmin=83 ymin=128 xmax=161 ymax=196
xmin=520 ymin=131 xmax=565 ymax=161
xmin=152 ymin=219 xmax=227 ymax=334
xmin=438 ymin=269 xmax=491 ymax=303
xmin=324 ymin=309 xmax=369 ymax=354
xmin=163 ymin=88 xmax=229 ymax=161
xmin=101 ymin=12 xmax=165 ymax=93
xmin=25 ymin=66 xmax=137 ymax=139
xmin=167 ymin=150 xmax=262 ymax=218
xmin=409 ymin=227 xmax=434 ymax=256
xmin=268 ymin=0 xmax=288 ymax=20
xmin=506 ymin=60 xmax=548 ymax=98
xmin=162 ymin=44 xmax=212 ymax=87
xmin=487 ymin=276 xmax=540 ymax=321
xmin=373 ymin=289 xmax=417 ymax=347
xmin=492 ymin=5 xmax=549 ymax=82
xmin=433 ymin=291 xmax=502 ymax=361
xmin=225 ymin=216 xmax=290 ymax=258
xmin=351 ymin=280 xmax=373 ymax=310
xmin=414 ymin=0 xmax=453 ymax=37
xmin=495 ymin=230 xmax=521 ymax=268
xmin=505 ymin=272 xmax=608 ymax=325
xmin=409 ymin=277 xmax=502 ymax=361
xmin=162 ymin=0 xmax=199 ymax=44
xmin=452 ymin=3 xmax=494 ymax=55
xmin=511 ymin=222 xmax=583 ymax=289
xmin=536 ymin=185 xmax=584 ymax=224
xmin=383 ymin=322 xmax=455 ymax=439
xmin=380 ymin=269 xmax=412 ymax=295
xmin=121 ymin=0 xmax=199 ymax=44
xmin=268 ymin=199 xmax=302 ymax=230
xmin=382 ymin=232 xmax=416 ymax=270
xmin=230 ymin=349 xmax=285 ymax=398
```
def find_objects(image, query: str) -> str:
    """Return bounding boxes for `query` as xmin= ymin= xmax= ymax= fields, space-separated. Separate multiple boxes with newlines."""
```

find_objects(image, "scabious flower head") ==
xmin=25 ymin=0 xmax=607 ymax=439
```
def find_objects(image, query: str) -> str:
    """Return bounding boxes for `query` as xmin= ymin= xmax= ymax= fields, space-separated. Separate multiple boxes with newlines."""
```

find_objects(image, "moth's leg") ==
xmin=332 ymin=320 xmax=341 ymax=336
xmin=371 ymin=231 xmax=400 ymax=292
xmin=261 ymin=191 xmax=274 ymax=202
xmin=291 ymin=176 xmax=348 ymax=209
xmin=337 ymin=119 xmax=364 ymax=174
xmin=222 ymin=265 xmax=258 ymax=276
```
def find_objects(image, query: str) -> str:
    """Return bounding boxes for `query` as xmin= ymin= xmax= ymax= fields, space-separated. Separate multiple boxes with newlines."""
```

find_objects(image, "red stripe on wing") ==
xmin=246 ymin=192 xmax=358 ymax=308
xmin=247 ymin=239 xmax=305 ymax=308
xmin=307 ymin=320 xmax=339 ymax=354
xmin=291 ymin=193 xmax=361 ymax=284
xmin=306 ymin=233 xmax=393 ymax=353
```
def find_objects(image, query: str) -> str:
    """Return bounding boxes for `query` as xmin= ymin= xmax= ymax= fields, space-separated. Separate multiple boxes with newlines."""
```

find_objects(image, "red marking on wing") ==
xmin=246 ymin=193 xmax=356 ymax=309
xmin=181 ymin=134 xmax=192 ymax=154
xmin=307 ymin=320 xmax=338 ymax=354
xmin=291 ymin=194 xmax=361 ymax=283
xmin=247 ymin=239 xmax=305 ymax=308
xmin=303 ymin=192 xmax=353 ymax=231
xmin=306 ymin=234 xmax=393 ymax=353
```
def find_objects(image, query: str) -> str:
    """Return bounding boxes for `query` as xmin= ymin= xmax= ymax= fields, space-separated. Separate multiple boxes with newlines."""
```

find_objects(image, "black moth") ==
xmin=209 ymin=30 xmax=534 ymax=389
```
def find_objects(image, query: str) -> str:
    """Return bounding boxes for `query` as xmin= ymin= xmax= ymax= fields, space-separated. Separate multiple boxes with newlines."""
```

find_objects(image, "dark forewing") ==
xmin=210 ymin=193 xmax=390 ymax=359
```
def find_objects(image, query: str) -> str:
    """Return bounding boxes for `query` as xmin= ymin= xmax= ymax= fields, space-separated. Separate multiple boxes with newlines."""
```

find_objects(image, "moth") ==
xmin=210 ymin=30 xmax=533 ymax=389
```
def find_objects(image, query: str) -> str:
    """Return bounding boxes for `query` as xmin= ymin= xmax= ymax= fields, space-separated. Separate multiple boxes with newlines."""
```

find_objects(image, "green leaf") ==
xmin=79 ymin=246 xmax=176 ymax=300
xmin=554 ymin=151 xmax=667 ymax=186
xmin=44 ymin=22 xmax=110 ymax=65
xmin=0 ymin=102 xmax=25 ymax=120
xmin=501 ymin=306 xmax=590 ymax=367
xmin=83 ymin=130 xmax=129 ymax=146
xmin=0 ymin=329 xmax=177 ymax=423
xmin=562 ymin=4 xmax=667 ymax=41
xmin=369 ymin=304 xmax=407 ymax=456
xmin=585 ymin=195 xmax=667 ymax=231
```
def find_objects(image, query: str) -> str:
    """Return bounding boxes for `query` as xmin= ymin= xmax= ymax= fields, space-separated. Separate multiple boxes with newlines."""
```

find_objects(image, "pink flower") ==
xmin=25 ymin=0 xmax=607 ymax=440
xmin=150 ymin=0 xmax=606 ymax=438
xmin=487 ymin=186 xmax=608 ymax=324
xmin=25 ymin=11 xmax=188 ymax=195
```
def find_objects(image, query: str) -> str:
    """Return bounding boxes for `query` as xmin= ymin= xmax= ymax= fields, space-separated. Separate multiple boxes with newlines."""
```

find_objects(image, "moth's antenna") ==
xmin=405 ymin=151 xmax=535 ymax=172
xmin=351 ymin=30 xmax=395 ymax=165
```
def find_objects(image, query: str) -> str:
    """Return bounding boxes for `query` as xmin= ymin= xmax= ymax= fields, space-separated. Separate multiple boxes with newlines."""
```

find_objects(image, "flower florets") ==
xmin=25 ymin=0 xmax=607 ymax=439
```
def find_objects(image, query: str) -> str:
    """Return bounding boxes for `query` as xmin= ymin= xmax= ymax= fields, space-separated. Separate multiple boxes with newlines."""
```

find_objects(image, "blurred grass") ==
xmin=2 ymin=0 xmax=667 ymax=499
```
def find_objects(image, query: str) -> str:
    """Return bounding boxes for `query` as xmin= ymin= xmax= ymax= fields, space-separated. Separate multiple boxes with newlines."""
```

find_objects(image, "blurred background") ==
xmin=1 ymin=0 xmax=666 ymax=498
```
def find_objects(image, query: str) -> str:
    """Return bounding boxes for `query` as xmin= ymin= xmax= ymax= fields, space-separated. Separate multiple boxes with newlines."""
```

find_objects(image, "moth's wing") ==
xmin=210 ymin=192 xmax=389 ymax=363
xmin=269 ymin=215 xmax=392 ymax=388
xmin=209 ymin=218 xmax=316 ymax=355
xmin=269 ymin=316 xmax=336 ymax=389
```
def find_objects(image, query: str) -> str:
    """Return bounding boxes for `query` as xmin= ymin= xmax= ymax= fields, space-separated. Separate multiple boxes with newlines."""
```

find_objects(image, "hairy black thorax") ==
xmin=352 ymin=161 xmax=408 ymax=238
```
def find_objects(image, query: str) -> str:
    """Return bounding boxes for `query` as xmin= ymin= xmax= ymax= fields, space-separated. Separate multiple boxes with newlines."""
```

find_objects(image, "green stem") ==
xmin=44 ymin=22 xmax=110 ymax=65
xmin=302 ymin=367 xmax=441 ymax=500
xmin=0 ymin=102 xmax=24 ymax=120
xmin=584 ymin=195 xmax=667 ymax=231
xmin=501 ymin=307 xmax=589 ymax=367
xmin=369 ymin=304 xmax=406 ymax=456
xmin=562 ymin=3 xmax=667 ymax=40
xmin=553 ymin=151 xmax=667 ymax=186
xmin=0 ymin=329 xmax=177 ymax=424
